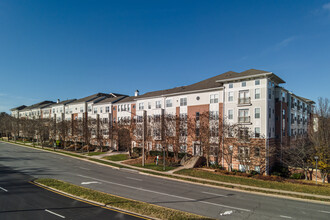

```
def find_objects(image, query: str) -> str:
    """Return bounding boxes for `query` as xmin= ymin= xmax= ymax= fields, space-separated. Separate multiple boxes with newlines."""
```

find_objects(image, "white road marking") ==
xmin=45 ymin=209 xmax=65 ymax=218
xmin=81 ymin=181 xmax=100 ymax=185
xmin=126 ymin=177 xmax=142 ymax=181
xmin=0 ymin=187 xmax=8 ymax=192
xmin=202 ymin=191 xmax=227 ymax=197
xmin=318 ymin=210 xmax=330 ymax=214
xmin=280 ymin=215 xmax=292 ymax=219
xmin=220 ymin=210 xmax=233 ymax=216
xmin=77 ymin=174 xmax=250 ymax=212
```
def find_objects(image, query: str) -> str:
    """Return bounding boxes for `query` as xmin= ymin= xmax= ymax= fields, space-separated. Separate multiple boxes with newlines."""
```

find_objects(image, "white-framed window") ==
xmin=166 ymin=99 xmax=172 ymax=107
xmin=148 ymin=102 xmax=151 ymax=109
xmin=255 ymin=166 xmax=260 ymax=173
xmin=229 ymin=83 xmax=233 ymax=88
xmin=105 ymin=106 xmax=110 ymax=113
xmin=228 ymin=92 xmax=234 ymax=102
xmin=100 ymin=107 xmax=103 ymax=113
xmin=94 ymin=107 xmax=97 ymax=114
xmin=180 ymin=98 xmax=187 ymax=106
xmin=255 ymin=80 xmax=260 ymax=85
xmin=156 ymin=101 xmax=161 ymax=109
xmin=238 ymin=147 xmax=249 ymax=158
xmin=228 ymin=109 xmax=233 ymax=120
xmin=80 ymin=107 xmax=83 ymax=113
xmin=139 ymin=103 xmax=144 ymax=110
xmin=255 ymin=127 xmax=260 ymax=138
xmin=180 ymin=145 xmax=187 ymax=152
xmin=242 ymin=81 xmax=246 ymax=87
xmin=255 ymin=108 xmax=260 ymax=119
xmin=268 ymin=88 xmax=271 ymax=99
xmin=238 ymin=109 xmax=249 ymax=123
xmin=255 ymin=88 xmax=260 ymax=99
xmin=210 ymin=94 xmax=219 ymax=103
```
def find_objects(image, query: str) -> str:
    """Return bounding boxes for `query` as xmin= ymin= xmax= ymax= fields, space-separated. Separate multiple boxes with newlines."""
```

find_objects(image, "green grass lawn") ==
xmin=86 ymin=152 xmax=107 ymax=156
xmin=175 ymin=169 xmax=330 ymax=196
xmin=132 ymin=163 xmax=177 ymax=172
xmin=35 ymin=178 xmax=212 ymax=220
xmin=103 ymin=154 xmax=129 ymax=161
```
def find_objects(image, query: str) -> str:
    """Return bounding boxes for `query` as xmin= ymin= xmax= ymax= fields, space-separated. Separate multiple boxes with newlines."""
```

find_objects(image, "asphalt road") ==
xmin=0 ymin=163 xmax=147 ymax=220
xmin=1 ymin=141 xmax=330 ymax=220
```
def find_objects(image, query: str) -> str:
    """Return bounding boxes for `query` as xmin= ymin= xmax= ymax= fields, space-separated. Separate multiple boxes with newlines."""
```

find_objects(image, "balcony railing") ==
xmin=238 ymin=116 xmax=250 ymax=123
xmin=238 ymin=97 xmax=251 ymax=105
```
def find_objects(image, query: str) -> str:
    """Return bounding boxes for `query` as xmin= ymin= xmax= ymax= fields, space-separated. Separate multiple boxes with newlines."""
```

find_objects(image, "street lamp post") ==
xmin=314 ymin=156 xmax=319 ymax=184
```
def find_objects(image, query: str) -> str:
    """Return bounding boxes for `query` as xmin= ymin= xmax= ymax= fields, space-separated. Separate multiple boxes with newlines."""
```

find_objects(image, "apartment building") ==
xmin=9 ymin=69 xmax=314 ymax=174
xmin=112 ymin=69 xmax=314 ymax=174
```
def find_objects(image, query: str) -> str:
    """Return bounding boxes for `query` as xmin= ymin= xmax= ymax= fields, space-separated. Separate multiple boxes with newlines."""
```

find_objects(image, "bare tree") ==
xmin=310 ymin=97 xmax=330 ymax=183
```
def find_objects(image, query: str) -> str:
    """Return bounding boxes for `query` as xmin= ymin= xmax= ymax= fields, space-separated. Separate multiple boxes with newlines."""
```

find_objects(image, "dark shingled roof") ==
xmin=134 ymin=69 xmax=285 ymax=100
xmin=24 ymin=101 xmax=55 ymax=110
xmin=94 ymin=96 xmax=127 ymax=105
xmin=134 ymin=71 xmax=237 ymax=99
xmin=10 ymin=105 xmax=27 ymax=111
xmin=70 ymin=93 xmax=113 ymax=104
xmin=116 ymin=96 xmax=138 ymax=104
xmin=51 ymin=99 xmax=77 ymax=106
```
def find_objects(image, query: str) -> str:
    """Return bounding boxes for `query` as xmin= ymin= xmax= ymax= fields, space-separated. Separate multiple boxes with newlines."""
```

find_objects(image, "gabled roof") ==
xmin=23 ymin=101 xmax=55 ymax=110
xmin=215 ymin=69 xmax=285 ymax=84
xmin=51 ymin=99 xmax=77 ymax=107
xmin=70 ymin=93 xmax=113 ymax=104
xmin=10 ymin=105 xmax=27 ymax=111
xmin=116 ymin=96 xmax=137 ymax=104
xmin=93 ymin=96 xmax=127 ymax=105
xmin=134 ymin=71 xmax=237 ymax=99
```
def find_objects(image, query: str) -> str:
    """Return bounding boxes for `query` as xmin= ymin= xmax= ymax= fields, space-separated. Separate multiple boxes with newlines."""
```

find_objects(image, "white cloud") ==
xmin=275 ymin=37 xmax=296 ymax=50
xmin=323 ymin=3 xmax=330 ymax=11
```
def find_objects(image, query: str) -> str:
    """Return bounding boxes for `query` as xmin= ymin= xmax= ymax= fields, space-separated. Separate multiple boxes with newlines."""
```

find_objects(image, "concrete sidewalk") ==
xmin=3 ymin=140 xmax=330 ymax=202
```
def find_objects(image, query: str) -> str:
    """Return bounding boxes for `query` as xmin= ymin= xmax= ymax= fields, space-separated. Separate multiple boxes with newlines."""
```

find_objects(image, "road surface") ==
xmin=1 ymin=141 xmax=329 ymax=219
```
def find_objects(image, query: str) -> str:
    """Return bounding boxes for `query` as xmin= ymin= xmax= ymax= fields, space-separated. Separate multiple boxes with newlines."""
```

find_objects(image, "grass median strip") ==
xmin=35 ymin=178 xmax=213 ymax=220
xmin=175 ymin=169 xmax=330 ymax=197
xmin=103 ymin=154 xmax=129 ymax=161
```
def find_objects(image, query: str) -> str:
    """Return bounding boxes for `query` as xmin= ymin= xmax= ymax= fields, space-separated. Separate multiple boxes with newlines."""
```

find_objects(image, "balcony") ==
xmin=238 ymin=97 xmax=251 ymax=105
xmin=238 ymin=116 xmax=251 ymax=124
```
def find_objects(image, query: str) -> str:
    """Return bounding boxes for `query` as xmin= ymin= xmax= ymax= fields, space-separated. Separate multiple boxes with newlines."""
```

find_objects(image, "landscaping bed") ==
xmin=176 ymin=168 xmax=330 ymax=196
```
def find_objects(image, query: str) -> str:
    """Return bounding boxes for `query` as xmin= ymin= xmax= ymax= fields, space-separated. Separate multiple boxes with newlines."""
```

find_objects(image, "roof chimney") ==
xmin=135 ymin=90 xmax=139 ymax=97
xmin=57 ymin=99 xmax=60 ymax=104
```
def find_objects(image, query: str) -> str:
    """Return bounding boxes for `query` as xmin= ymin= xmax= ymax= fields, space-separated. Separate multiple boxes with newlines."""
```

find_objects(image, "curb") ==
xmin=2 ymin=140 xmax=329 ymax=204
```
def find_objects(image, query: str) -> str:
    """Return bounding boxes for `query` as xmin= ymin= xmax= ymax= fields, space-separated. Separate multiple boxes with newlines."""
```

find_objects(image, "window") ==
xmin=238 ymin=146 xmax=249 ymax=157
xmin=269 ymin=108 xmax=271 ymax=119
xmin=100 ymin=107 xmax=103 ymax=113
xmin=196 ymin=112 xmax=200 ymax=121
xmin=210 ymin=94 xmax=219 ymax=103
xmin=139 ymin=103 xmax=144 ymax=110
xmin=255 ymin=166 xmax=260 ymax=173
xmin=239 ymin=90 xmax=250 ymax=104
xmin=242 ymin=81 xmax=246 ymax=87
xmin=238 ymin=109 xmax=249 ymax=123
xmin=156 ymin=101 xmax=161 ymax=109
xmin=166 ymin=99 xmax=172 ymax=107
xmin=105 ymin=106 xmax=110 ymax=113
xmin=255 ymin=88 xmax=260 ymax=99
xmin=255 ymin=108 xmax=260 ymax=119
xmin=255 ymin=127 xmax=260 ymax=138
xmin=210 ymin=111 xmax=219 ymax=120
xmin=180 ymin=145 xmax=187 ymax=153
xmin=229 ymin=83 xmax=233 ymax=88
xmin=148 ymin=102 xmax=151 ymax=109
xmin=195 ymin=127 xmax=200 ymax=137
xmin=255 ymin=80 xmax=260 ymax=85
xmin=94 ymin=107 xmax=97 ymax=114
xmin=238 ymin=128 xmax=249 ymax=141
xmin=268 ymin=88 xmax=271 ymax=99
xmin=228 ymin=92 xmax=234 ymax=102
xmin=228 ymin=109 xmax=233 ymax=119
xmin=180 ymin=98 xmax=187 ymax=106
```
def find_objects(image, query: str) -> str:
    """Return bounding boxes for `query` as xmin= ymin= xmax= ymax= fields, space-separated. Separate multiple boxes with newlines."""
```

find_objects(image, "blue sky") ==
xmin=0 ymin=0 xmax=329 ymax=112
